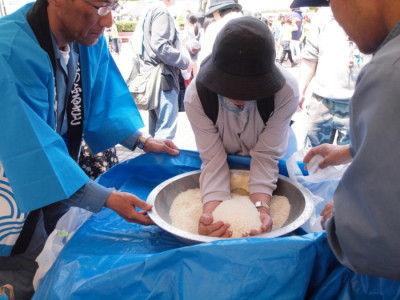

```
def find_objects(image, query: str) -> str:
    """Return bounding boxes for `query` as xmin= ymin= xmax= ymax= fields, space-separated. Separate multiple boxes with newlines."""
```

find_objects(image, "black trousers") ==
xmin=11 ymin=202 xmax=69 ymax=255
xmin=280 ymin=49 xmax=295 ymax=64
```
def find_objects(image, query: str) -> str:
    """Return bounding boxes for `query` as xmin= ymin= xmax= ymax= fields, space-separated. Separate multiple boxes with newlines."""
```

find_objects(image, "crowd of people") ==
xmin=1 ymin=0 xmax=400 ymax=298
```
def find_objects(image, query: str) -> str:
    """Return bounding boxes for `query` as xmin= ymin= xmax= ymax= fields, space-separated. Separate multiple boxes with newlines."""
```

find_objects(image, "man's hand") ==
xmin=143 ymin=137 xmax=179 ymax=155
xmin=104 ymin=191 xmax=155 ymax=225
xmin=321 ymin=200 xmax=334 ymax=229
xmin=303 ymin=144 xmax=352 ymax=169
xmin=198 ymin=201 xmax=232 ymax=237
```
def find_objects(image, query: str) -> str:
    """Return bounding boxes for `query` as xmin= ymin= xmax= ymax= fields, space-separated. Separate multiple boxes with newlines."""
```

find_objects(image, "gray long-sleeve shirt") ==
xmin=184 ymin=65 xmax=298 ymax=203
xmin=141 ymin=2 xmax=191 ymax=91
xmin=326 ymin=21 xmax=400 ymax=281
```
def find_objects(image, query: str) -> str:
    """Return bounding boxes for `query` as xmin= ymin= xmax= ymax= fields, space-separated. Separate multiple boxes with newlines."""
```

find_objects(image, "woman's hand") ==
xmin=198 ymin=201 xmax=232 ymax=237
xmin=247 ymin=193 xmax=273 ymax=236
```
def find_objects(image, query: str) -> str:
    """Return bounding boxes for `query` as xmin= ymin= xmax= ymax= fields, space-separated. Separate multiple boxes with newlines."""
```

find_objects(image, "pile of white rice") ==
xmin=212 ymin=194 xmax=261 ymax=238
xmin=169 ymin=188 xmax=203 ymax=234
xmin=169 ymin=189 xmax=291 ymax=238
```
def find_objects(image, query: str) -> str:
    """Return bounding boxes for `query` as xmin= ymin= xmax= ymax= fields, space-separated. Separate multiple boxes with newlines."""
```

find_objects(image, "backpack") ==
xmin=196 ymin=80 xmax=275 ymax=125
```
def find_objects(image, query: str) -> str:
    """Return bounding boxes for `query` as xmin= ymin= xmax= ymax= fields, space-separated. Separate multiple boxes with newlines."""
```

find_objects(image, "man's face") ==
xmin=330 ymin=0 xmax=387 ymax=54
xmin=53 ymin=0 xmax=114 ymax=46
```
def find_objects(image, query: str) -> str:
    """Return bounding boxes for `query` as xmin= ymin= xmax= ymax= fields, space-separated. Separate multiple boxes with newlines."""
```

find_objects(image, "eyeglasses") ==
xmin=81 ymin=0 xmax=120 ymax=16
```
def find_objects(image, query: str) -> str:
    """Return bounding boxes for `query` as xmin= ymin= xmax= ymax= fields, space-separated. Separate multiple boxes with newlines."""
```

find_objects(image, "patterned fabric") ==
xmin=0 ymin=141 xmax=117 ymax=256
xmin=305 ymin=93 xmax=350 ymax=147
xmin=0 ymin=163 xmax=26 ymax=256
xmin=78 ymin=140 xmax=119 ymax=180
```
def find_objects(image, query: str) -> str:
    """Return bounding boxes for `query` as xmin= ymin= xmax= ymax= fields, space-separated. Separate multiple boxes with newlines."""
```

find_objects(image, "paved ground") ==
xmin=112 ymin=43 xmax=307 ymax=162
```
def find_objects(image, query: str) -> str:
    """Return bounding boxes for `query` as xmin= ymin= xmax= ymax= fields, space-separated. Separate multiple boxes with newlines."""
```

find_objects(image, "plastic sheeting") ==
xmin=33 ymin=151 xmax=400 ymax=299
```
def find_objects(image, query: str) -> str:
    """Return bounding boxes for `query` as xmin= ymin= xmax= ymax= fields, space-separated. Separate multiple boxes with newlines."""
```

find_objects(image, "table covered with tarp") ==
xmin=33 ymin=151 xmax=400 ymax=299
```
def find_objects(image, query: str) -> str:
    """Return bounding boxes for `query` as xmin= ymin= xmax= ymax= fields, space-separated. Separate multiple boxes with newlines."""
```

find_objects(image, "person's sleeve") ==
xmin=62 ymin=181 xmax=112 ymax=213
xmin=150 ymin=9 xmax=191 ymax=70
xmin=301 ymin=18 xmax=320 ymax=61
xmin=249 ymin=70 xmax=299 ymax=196
xmin=120 ymin=130 xmax=142 ymax=150
xmin=184 ymin=80 xmax=231 ymax=203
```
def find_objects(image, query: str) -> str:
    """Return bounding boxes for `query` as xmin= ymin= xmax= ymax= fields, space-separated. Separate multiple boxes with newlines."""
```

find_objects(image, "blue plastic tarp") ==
xmin=33 ymin=151 xmax=400 ymax=299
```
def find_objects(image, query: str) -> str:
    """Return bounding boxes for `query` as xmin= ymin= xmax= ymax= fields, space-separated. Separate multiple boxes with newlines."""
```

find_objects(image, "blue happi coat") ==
xmin=0 ymin=3 xmax=143 ymax=213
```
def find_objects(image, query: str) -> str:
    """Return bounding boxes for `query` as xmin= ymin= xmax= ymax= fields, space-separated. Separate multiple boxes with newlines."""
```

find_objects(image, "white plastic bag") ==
xmin=33 ymin=207 xmax=93 ymax=290
xmin=286 ymin=149 xmax=349 ymax=232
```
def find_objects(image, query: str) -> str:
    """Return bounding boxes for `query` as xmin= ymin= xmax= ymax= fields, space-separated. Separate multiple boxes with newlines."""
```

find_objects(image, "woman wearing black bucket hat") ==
xmin=184 ymin=17 xmax=299 ymax=237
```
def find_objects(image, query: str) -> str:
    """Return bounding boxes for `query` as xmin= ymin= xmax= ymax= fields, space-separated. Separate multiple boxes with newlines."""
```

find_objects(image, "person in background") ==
xmin=265 ymin=15 xmax=274 ymax=33
xmin=298 ymin=7 xmax=369 ymax=148
xmin=184 ymin=17 xmax=298 ymax=238
xmin=290 ymin=7 xmax=303 ymax=60
xmin=178 ymin=13 xmax=203 ymax=111
xmin=109 ymin=20 xmax=120 ymax=54
xmin=181 ymin=14 xmax=202 ymax=78
xmin=195 ymin=11 xmax=206 ymax=33
xmin=137 ymin=0 xmax=193 ymax=140
xmin=292 ymin=0 xmax=400 ymax=281
xmin=271 ymin=14 xmax=284 ymax=60
xmin=0 ymin=0 xmax=179 ymax=297
xmin=197 ymin=0 xmax=243 ymax=68
xmin=300 ymin=14 xmax=311 ymax=49
xmin=202 ymin=16 xmax=215 ymax=32
xmin=279 ymin=17 xmax=298 ymax=67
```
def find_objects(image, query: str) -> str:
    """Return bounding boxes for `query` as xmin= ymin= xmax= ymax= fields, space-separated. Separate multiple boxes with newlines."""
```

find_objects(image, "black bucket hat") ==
xmin=290 ymin=0 xmax=330 ymax=8
xmin=205 ymin=0 xmax=242 ymax=18
xmin=197 ymin=16 xmax=286 ymax=100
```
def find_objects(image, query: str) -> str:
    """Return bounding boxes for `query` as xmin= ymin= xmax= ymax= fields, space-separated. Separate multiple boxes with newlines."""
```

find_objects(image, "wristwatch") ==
xmin=254 ymin=201 xmax=270 ymax=213
xmin=136 ymin=133 xmax=152 ymax=150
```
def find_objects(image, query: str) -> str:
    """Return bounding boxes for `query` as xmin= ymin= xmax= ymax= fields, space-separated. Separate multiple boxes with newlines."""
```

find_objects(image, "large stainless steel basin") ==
xmin=147 ymin=170 xmax=314 ymax=244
